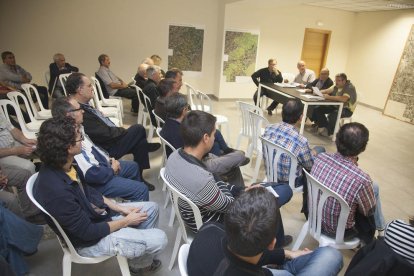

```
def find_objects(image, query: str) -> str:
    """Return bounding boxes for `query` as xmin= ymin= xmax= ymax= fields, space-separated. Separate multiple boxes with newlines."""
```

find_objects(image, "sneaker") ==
xmin=148 ymin=143 xmax=161 ymax=152
xmin=267 ymin=108 xmax=273 ymax=116
xmin=130 ymin=259 xmax=162 ymax=276
xmin=240 ymin=157 xmax=250 ymax=166
xmin=143 ymin=179 xmax=155 ymax=191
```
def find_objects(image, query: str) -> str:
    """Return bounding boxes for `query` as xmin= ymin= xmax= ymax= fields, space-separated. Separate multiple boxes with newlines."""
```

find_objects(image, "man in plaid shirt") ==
xmin=262 ymin=99 xmax=324 ymax=218
xmin=311 ymin=123 xmax=386 ymax=243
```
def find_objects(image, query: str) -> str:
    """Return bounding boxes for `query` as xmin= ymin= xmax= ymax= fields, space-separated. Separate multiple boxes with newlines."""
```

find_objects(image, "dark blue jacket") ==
xmin=34 ymin=165 xmax=111 ymax=248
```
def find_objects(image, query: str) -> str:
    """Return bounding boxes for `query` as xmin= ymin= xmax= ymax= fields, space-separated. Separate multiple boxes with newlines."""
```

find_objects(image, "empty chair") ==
xmin=178 ymin=244 xmax=190 ymax=276
xmin=235 ymin=101 xmax=264 ymax=151
xmin=260 ymin=136 xmax=303 ymax=193
xmin=21 ymin=84 xmax=52 ymax=119
xmin=7 ymin=91 xmax=44 ymax=132
xmin=58 ymin=73 xmax=71 ymax=96
xmin=25 ymin=173 xmax=131 ymax=276
xmin=184 ymin=82 xmax=197 ymax=110
xmin=282 ymin=72 xmax=295 ymax=83
xmin=292 ymin=170 xmax=361 ymax=250
xmin=91 ymin=78 xmax=123 ymax=126
xmin=160 ymin=168 xmax=203 ymax=270
xmin=91 ymin=76 xmax=124 ymax=118
xmin=0 ymin=99 xmax=37 ymax=139
xmin=247 ymin=110 xmax=269 ymax=183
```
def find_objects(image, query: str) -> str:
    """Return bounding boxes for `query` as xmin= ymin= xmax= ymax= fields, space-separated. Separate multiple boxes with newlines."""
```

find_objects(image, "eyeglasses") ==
xmin=75 ymin=133 xmax=84 ymax=142
xmin=69 ymin=107 xmax=82 ymax=113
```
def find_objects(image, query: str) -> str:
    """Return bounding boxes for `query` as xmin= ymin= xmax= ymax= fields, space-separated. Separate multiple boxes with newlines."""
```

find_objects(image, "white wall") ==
xmin=346 ymin=10 xmax=414 ymax=110
xmin=0 ymin=0 xmax=221 ymax=94
xmin=218 ymin=2 xmax=356 ymax=99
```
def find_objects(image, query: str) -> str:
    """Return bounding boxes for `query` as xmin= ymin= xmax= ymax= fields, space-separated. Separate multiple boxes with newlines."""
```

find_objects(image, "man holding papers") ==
xmin=312 ymin=73 xmax=357 ymax=137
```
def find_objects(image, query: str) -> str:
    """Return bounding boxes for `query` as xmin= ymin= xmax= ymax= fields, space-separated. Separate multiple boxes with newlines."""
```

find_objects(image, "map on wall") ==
xmin=223 ymin=30 xmax=259 ymax=82
xmin=168 ymin=25 xmax=204 ymax=72
xmin=383 ymin=24 xmax=414 ymax=124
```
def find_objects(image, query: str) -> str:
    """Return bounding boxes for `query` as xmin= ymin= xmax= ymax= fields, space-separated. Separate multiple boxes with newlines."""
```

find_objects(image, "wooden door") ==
xmin=300 ymin=28 xmax=331 ymax=75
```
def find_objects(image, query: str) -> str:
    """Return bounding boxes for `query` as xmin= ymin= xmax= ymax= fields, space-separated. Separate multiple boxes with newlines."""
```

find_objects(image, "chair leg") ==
xmin=116 ymin=255 xmax=131 ymax=276
xmin=62 ymin=253 xmax=72 ymax=276
xmin=292 ymin=221 xmax=309 ymax=251
xmin=168 ymin=228 xmax=182 ymax=270
xmin=168 ymin=207 xmax=175 ymax=227
xmin=236 ymin=133 xmax=242 ymax=150
xmin=147 ymin=124 xmax=154 ymax=141
xmin=251 ymin=152 xmax=262 ymax=183
xmin=163 ymin=192 xmax=169 ymax=208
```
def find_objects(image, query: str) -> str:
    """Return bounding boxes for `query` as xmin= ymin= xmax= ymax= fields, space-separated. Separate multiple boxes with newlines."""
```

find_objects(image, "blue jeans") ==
xmin=210 ymin=130 xmax=229 ymax=156
xmin=0 ymin=204 xmax=43 ymax=276
xmin=372 ymin=183 xmax=386 ymax=230
xmin=77 ymin=202 xmax=167 ymax=269
xmin=269 ymin=246 xmax=343 ymax=276
xmin=94 ymin=161 xmax=149 ymax=201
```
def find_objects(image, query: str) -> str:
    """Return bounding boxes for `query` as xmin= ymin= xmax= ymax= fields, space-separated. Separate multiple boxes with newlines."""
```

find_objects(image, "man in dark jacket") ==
xmin=48 ymin=53 xmax=79 ymax=97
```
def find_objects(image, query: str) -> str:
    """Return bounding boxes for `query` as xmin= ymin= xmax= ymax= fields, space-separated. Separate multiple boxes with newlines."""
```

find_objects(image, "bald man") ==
xmin=134 ymin=63 xmax=149 ymax=89
xmin=305 ymin=68 xmax=333 ymax=92
xmin=292 ymin=61 xmax=315 ymax=86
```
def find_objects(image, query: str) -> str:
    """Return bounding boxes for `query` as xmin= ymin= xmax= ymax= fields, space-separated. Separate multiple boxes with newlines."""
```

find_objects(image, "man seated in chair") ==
xmin=311 ymin=122 xmax=386 ymax=244
xmin=143 ymin=65 xmax=162 ymax=127
xmin=66 ymin=72 xmax=160 ymax=191
xmin=96 ymin=54 xmax=139 ymax=113
xmin=48 ymin=53 xmax=79 ymax=98
xmin=0 ymin=51 xmax=49 ymax=109
xmin=134 ymin=63 xmax=149 ymax=89
xmin=165 ymin=68 xmax=183 ymax=93
xmin=51 ymin=97 xmax=149 ymax=201
xmin=289 ymin=60 xmax=316 ymax=86
xmin=262 ymin=99 xmax=325 ymax=219
xmin=165 ymin=110 xmax=292 ymax=247
xmin=187 ymin=187 xmax=343 ymax=276
xmin=154 ymin=78 xmax=176 ymax=121
xmin=34 ymin=117 xmax=167 ymax=274
xmin=311 ymin=73 xmax=357 ymax=137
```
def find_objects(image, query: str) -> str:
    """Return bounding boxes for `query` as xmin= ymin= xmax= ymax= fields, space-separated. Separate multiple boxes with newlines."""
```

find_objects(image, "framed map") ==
xmin=223 ymin=30 xmax=259 ymax=82
xmin=383 ymin=25 xmax=414 ymax=124
xmin=168 ymin=25 xmax=204 ymax=72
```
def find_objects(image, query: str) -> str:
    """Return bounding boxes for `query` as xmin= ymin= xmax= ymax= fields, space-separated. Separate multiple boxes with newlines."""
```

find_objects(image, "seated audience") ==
xmin=96 ymin=54 xmax=139 ymax=113
xmin=52 ymin=96 xmax=151 ymax=196
xmin=34 ymin=117 xmax=167 ymax=274
xmin=305 ymin=68 xmax=333 ymax=91
xmin=0 ymin=164 xmax=43 ymax=223
xmin=66 ymin=73 xmax=160 ymax=189
xmin=165 ymin=68 xmax=183 ymax=92
xmin=165 ymin=110 xmax=291 ymax=246
xmin=311 ymin=122 xmax=386 ymax=244
xmin=290 ymin=60 xmax=316 ymax=86
xmin=134 ymin=63 xmax=149 ymax=89
xmin=154 ymin=78 xmax=176 ymax=120
xmin=251 ymin=58 xmax=283 ymax=115
xmin=150 ymin=54 xmax=165 ymax=77
xmin=0 ymin=113 xmax=36 ymax=174
xmin=262 ymin=99 xmax=325 ymax=218
xmin=346 ymin=219 xmax=414 ymax=275
xmin=48 ymin=53 xmax=79 ymax=98
xmin=161 ymin=94 xmax=249 ymax=187
xmin=188 ymin=187 xmax=343 ymax=276
xmin=0 ymin=204 xmax=43 ymax=276
xmin=143 ymin=65 xmax=162 ymax=126
xmin=0 ymin=51 xmax=49 ymax=108
xmin=312 ymin=73 xmax=357 ymax=137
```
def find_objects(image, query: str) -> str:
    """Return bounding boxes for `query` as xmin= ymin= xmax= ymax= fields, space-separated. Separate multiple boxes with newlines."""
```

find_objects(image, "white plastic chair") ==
xmin=292 ymin=170 xmax=361 ymax=250
xmin=156 ymin=128 xmax=177 ymax=227
xmin=178 ymin=244 xmax=190 ymax=276
xmin=160 ymin=168 xmax=203 ymax=270
xmin=138 ymin=90 xmax=155 ymax=141
xmin=91 ymin=76 xmax=124 ymax=117
xmin=260 ymin=136 xmax=303 ymax=193
xmin=152 ymin=110 xmax=165 ymax=128
xmin=91 ymin=79 xmax=123 ymax=126
xmin=184 ymin=82 xmax=197 ymax=110
xmin=25 ymin=173 xmax=131 ymax=276
xmin=247 ymin=110 xmax=269 ymax=183
xmin=21 ymin=84 xmax=52 ymax=119
xmin=131 ymin=85 xmax=146 ymax=125
xmin=7 ymin=91 xmax=45 ymax=132
xmin=0 ymin=99 xmax=37 ymax=139
xmin=58 ymin=73 xmax=71 ymax=96
xmin=235 ymin=101 xmax=264 ymax=151
xmin=340 ymin=103 xmax=357 ymax=127
xmin=282 ymin=72 xmax=295 ymax=83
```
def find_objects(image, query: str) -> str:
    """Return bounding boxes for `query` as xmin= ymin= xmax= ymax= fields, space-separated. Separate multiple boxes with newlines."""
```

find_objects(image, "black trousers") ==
xmin=312 ymin=106 xmax=353 ymax=135
xmin=253 ymin=89 xmax=279 ymax=111
xmin=114 ymin=87 xmax=138 ymax=112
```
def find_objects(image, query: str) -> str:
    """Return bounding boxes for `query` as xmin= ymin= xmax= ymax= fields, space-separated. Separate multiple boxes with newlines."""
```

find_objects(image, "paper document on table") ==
xmin=302 ymin=94 xmax=325 ymax=101
xmin=274 ymin=83 xmax=295 ymax=88
xmin=312 ymin=86 xmax=324 ymax=97
xmin=266 ymin=186 xmax=279 ymax=198
xmin=296 ymin=89 xmax=307 ymax=93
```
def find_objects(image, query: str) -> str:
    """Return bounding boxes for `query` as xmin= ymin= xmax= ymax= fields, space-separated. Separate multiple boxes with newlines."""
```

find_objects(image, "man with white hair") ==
xmin=134 ymin=63 xmax=149 ymax=89
xmin=48 ymin=53 xmax=79 ymax=97
xmin=96 ymin=54 xmax=139 ymax=113
xmin=143 ymin=65 xmax=161 ymax=127
xmin=292 ymin=60 xmax=315 ymax=86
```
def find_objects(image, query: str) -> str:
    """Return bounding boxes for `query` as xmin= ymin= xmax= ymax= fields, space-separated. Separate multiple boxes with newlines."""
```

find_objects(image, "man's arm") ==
xmin=324 ymin=93 xmax=349 ymax=102
xmin=356 ymin=180 xmax=377 ymax=216
xmin=251 ymin=69 xmax=260 ymax=86
xmin=10 ymin=128 xmax=36 ymax=146
xmin=197 ymin=179 xmax=234 ymax=213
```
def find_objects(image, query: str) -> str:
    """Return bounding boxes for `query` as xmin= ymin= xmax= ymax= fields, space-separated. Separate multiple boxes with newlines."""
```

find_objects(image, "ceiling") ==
xmin=239 ymin=0 xmax=414 ymax=12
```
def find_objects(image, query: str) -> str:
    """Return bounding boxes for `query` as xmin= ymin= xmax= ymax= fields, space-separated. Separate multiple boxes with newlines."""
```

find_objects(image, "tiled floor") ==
xmin=27 ymin=97 xmax=414 ymax=275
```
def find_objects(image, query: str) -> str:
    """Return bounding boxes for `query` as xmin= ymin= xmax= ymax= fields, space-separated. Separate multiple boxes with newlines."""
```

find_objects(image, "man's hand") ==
xmin=22 ymin=138 xmax=37 ymax=147
xmin=0 ymin=169 xmax=8 ymax=187
xmin=118 ymin=205 xmax=141 ymax=216
xmin=21 ymin=76 xmax=31 ymax=83
xmin=284 ymin=248 xmax=312 ymax=259
xmin=284 ymin=79 xmax=289 ymax=83
xmin=15 ymin=145 xmax=35 ymax=157
xmin=124 ymin=209 xmax=148 ymax=226
xmin=110 ymin=158 xmax=121 ymax=175
xmin=298 ymin=84 xmax=306 ymax=88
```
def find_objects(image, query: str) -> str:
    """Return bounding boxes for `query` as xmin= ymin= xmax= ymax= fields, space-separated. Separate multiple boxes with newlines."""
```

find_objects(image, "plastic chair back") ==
xmin=235 ymin=101 xmax=263 ymax=150
xmin=21 ymin=84 xmax=52 ymax=119
xmin=260 ymin=136 xmax=302 ymax=192
xmin=152 ymin=110 xmax=165 ymax=128
xmin=178 ymin=244 xmax=190 ymax=276
xmin=0 ymin=99 xmax=37 ymax=139
xmin=184 ymin=82 xmax=197 ymax=110
xmin=131 ymin=84 xmax=146 ymax=125
xmin=58 ymin=73 xmax=71 ymax=96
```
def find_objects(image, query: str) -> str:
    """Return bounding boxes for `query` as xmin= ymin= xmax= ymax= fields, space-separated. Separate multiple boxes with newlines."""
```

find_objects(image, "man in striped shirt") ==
xmin=311 ymin=122 xmax=386 ymax=243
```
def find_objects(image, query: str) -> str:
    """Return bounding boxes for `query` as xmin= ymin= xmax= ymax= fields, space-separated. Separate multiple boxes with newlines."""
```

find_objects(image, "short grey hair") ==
xmin=146 ymin=65 xmax=161 ymax=79
xmin=53 ymin=53 xmax=64 ymax=62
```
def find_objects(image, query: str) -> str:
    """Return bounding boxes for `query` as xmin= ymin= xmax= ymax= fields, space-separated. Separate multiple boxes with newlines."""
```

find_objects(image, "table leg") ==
xmin=332 ymin=103 xmax=343 ymax=141
xmin=299 ymin=102 xmax=308 ymax=135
